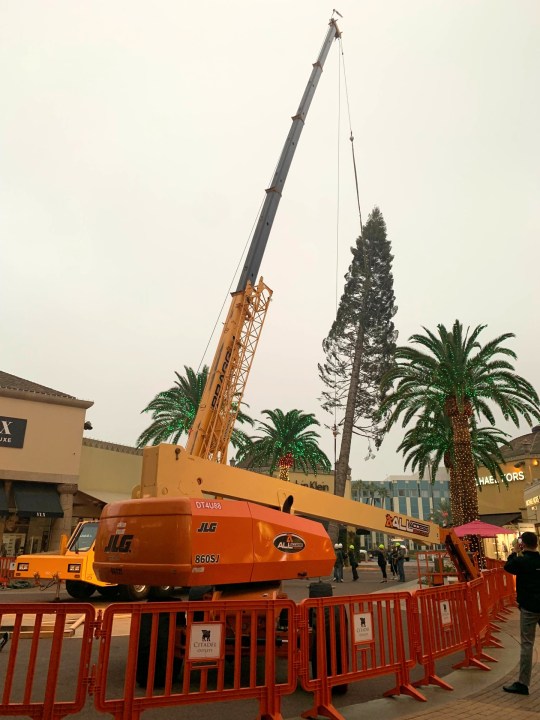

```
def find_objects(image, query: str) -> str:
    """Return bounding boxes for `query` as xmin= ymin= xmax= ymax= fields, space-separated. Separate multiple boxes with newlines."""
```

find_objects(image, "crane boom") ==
xmin=186 ymin=18 xmax=341 ymax=462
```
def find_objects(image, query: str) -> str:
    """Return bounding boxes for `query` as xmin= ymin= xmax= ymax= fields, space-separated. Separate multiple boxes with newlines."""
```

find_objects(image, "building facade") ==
xmin=0 ymin=372 xmax=142 ymax=555
xmin=351 ymin=472 xmax=451 ymax=549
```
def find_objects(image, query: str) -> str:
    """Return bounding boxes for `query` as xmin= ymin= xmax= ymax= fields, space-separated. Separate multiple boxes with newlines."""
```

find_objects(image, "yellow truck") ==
xmin=13 ymin=519 xmax=159 ymax=601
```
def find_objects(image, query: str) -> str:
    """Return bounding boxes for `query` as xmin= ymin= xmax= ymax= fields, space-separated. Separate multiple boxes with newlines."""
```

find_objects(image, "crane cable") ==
xmin=332 ymin=34 xmax=364 ymax=455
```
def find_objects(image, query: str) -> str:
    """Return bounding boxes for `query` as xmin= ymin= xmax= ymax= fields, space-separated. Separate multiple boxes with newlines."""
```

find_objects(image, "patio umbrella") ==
xmin=453 ymin=520 xmax=514 ymax=538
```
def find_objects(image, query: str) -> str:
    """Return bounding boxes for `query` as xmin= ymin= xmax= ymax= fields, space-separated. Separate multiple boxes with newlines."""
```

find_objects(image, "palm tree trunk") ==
xmin=445 ymin=396 xmax=483 ymax=561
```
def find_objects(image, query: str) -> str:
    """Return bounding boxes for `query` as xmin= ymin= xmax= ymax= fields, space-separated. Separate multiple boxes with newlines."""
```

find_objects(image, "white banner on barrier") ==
xmin=353 ymin=612 xmax=373 ymax=644
xmin=188 ymin=622 xmax=224 ymax=660
xmin=439 ymin=600 xmax=452 ymax=627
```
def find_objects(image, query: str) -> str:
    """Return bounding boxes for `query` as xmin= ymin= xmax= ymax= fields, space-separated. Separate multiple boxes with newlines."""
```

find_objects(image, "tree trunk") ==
xmin=445 ymin=396 xmax=483 ymax=562
xmin=328 ymin=320 xmax=366 ymax=543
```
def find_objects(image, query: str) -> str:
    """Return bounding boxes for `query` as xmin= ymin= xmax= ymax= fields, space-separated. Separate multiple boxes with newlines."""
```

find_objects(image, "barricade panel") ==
xmin=298 ymin=592 xmax=424 ymax=720
xmin=414 ymin=581 xmax=489 ymax=689
xmin=0 ymin=602 xmax=95 ymax=720
xmin=0 ymin=557 xmax=16 ymax=589
xmin=94 ymin=598 xmax=298 ymax=720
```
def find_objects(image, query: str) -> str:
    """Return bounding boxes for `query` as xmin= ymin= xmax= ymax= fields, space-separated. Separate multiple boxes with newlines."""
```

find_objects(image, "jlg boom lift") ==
xmin=94 ymin=15 xmax=478 ymax=596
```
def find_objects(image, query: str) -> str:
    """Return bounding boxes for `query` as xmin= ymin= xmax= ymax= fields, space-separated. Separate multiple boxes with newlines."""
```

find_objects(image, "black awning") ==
xmin=0 ymin=483 xmax=8 ymax=517
xmin=13 ymin=483 xmax=64 ymax=518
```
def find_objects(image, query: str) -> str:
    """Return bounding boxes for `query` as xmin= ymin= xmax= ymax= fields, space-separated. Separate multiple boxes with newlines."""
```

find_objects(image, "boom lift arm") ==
xmin=186 ymin=18 xmax=341 ymax=463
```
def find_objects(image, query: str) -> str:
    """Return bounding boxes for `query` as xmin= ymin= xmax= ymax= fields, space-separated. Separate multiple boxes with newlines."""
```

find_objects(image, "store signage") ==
xmin=525 ymin=495 xmax=540 ymax=507
xmin=0 ymin=416 xmax=27 ymax=449
xmin=478 ymin=470 xmax=524 ymax=486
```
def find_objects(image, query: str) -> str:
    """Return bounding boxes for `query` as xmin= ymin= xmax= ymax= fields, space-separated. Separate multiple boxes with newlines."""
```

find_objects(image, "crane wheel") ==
xmin=65 ymin=581 xmax=96 ymax=600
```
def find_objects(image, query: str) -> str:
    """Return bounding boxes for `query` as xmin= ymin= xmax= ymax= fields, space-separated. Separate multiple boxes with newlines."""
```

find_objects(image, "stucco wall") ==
xmin=0 ymin=397 xmax=85 ymax=482
xmin=78 ymin=441 xmax=143 ymax=497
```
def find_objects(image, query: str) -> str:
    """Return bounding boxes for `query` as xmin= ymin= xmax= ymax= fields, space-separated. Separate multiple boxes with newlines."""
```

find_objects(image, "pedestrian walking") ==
xmin=333 ymin=543 xmax=345 ymax=583
xmin=502 ymin=531 xmax=540 ymax=696
xmin=375 ymin=544 xmax=388 ymax=583
xmin=348 ymin=545 xmax=359 ymax=581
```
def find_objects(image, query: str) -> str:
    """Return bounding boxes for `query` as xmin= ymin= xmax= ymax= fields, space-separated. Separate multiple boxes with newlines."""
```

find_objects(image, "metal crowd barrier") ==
xmin=0 ymin=603 xmax=96 ymax=719
xmin=0 ymin=567 xmax=516 ymax=720
xmin=94 ymin=598 xmax=298 ymax=720
xmin=0 ymin=557 xmax=16 ymax=589
xmin=298 ymin=590 xmax=424 ymax=720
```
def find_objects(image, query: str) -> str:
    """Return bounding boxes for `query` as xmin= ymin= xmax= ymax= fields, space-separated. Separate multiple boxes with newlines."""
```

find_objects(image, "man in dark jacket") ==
xmin=348 ymin=545 xmax=359 ymax=581
xmin=502 ymin=531 xmax=540 ymax=695
xmin=375 ymin=544 xmax=388 ymax=583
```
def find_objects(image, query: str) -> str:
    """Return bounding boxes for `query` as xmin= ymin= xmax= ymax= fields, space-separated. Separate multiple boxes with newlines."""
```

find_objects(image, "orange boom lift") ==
xmin=94 ymin=15 xmax=477 ymax=599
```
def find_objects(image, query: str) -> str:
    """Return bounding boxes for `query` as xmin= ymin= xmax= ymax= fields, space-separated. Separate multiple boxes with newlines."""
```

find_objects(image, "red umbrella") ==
xmin=453 ymin=520 xmax=514 ymax=538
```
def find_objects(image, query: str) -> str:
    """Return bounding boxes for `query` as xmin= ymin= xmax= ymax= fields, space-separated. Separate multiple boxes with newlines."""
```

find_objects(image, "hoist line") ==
xmin=339 ymin=36 xmax=364 ymax=235
xmin=332 ymin=33 xmax=342 ymax=445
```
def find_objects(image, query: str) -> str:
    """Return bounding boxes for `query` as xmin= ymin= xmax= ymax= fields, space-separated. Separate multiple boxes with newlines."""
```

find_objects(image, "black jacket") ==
xmin=374 ymin=549 xmax=387 ymax=566
xmin=504 ymin=550 xmax=540 ymax=613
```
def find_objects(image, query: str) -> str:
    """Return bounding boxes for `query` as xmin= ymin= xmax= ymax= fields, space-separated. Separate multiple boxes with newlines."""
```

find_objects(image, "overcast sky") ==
xmin=2 ymin=1 xmax=539 ymax=482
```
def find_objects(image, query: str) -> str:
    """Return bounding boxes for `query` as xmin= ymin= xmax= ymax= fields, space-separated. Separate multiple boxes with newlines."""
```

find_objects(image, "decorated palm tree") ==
xmin=398 ymin=413 xmax=510 ymax=525
xmin=381 ymin=321 xmax=540 ymax=540
xmin=234 ymin=409 xmax=332 ymax=481
xmin=137 ymin=366 xmax=252 ymax=448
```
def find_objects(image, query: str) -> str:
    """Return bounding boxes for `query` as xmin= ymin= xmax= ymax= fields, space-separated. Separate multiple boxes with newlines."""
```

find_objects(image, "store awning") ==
xmin=0 ymin=484 xmax=9 ymax=517
xmin=13 ymin=483 xmax=64 ymax=518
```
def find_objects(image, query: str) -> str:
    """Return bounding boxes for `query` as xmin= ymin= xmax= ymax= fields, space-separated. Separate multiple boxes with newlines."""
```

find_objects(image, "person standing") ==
xmin=348 ymin=545 xmax=359 ymax=582
xmin=333 ymin=543 xmax=345 ymax=583
xmin=396 ymin=543 xmax=407 ymax=582
xmin=388 ymin=545 xmax=398 ymax=579
xmin=375 ymin=544 xmax=388 ymax=583
xmin=502 ymin=531 xmax=540 ymax=696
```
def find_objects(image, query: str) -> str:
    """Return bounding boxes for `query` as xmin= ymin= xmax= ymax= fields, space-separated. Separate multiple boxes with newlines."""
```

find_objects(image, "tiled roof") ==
xmin=82 ymin=438 xmax=143 ymax=456
xmin=0 ymin=371 xmax=75 ymax=399
xmin=501 ymin=427 xmax=540 ymax=460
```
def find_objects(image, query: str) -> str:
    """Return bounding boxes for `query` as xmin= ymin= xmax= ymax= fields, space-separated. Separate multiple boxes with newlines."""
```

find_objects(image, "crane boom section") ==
xmin=186 ymin=279 xmax=272 ymax=460
xmin=187 ymin=18 xmax=340 ymax=462
xmin=236 ymin=18 xmax=341 ymax=291
xmin=142 ymin=444 xmax=438 ymax=545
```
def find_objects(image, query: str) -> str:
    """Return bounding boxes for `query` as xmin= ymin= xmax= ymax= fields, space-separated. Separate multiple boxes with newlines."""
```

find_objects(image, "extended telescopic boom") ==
xmin=187 ymin=18 xmax=341 ymax=461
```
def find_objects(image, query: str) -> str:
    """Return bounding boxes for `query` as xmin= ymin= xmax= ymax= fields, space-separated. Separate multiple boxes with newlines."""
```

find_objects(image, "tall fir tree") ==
xmin=319 ymin=207 xmax=397 ymax=516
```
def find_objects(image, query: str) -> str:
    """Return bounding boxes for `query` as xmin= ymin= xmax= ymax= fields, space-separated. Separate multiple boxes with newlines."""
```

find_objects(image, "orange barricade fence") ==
xmin=0 ymin=603 xmax=96 ymax=720
xmin=481 ymin=568 xmax=507 ymax=623
xmin=0 ymin=579 xmax=518 ymax=720
xmin=0 ymin=557 xmax=16 ymax=589
xmin=298 ymin=591 xmax=424 ymax=720
xmin=497 ymin=566 xmax=516 ymax=608
xmin=93 ymin=598 xmax=298 ymax=720
xmin=413 ymin=581 xmax=491 ymax=692
xmin=466 ymin=576 xmax=503 ymax=658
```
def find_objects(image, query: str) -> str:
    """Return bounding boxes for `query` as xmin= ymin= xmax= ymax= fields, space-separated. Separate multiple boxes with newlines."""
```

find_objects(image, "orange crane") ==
xmin=94 ymin=15 xmax=478 ymax=598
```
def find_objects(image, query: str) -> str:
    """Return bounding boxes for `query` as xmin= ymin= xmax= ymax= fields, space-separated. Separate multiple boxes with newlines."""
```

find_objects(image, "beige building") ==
xmin=0 ymin=372 xmax=142 ymax=555
xmin=476 ymin=426 xmax=540 ymax=531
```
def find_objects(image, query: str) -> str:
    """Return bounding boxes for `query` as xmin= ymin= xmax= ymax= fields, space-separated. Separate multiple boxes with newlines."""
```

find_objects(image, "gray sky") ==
xmin=2 ymin=1 xmax=539 ymax=481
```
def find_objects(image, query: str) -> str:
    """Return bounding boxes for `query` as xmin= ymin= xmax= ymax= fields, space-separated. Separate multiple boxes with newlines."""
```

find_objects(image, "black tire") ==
xmin=148 ymin=586 xmax=175 ymax=600
xmin=120 ymin=584 xmax=150 ymax=601
xmin=97 ymin=585 xmax=120 ymax=600
xmin=309 ymin=583 xmax=348 ymax=694
xmin=65 ymin=581 xmax=96 ymax=600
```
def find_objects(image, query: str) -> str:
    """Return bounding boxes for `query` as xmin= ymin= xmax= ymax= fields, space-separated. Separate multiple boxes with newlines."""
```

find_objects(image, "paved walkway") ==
xmin=300 ymin=606 xmax=539 ymax=720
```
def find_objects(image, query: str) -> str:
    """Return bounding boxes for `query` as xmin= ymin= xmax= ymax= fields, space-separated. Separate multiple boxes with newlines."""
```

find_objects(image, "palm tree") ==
xmin=430 ymin=498 xmax=453 ymax=527
xmin=380 ymin=321 xmax=540 ymax=534
xmin=398 ymin=414 xmax=510 ymax=525
xmin=234 ymin=409 xmax=332 ymax=480
xmin=137 ymin=366 xmax=253 ymax=448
